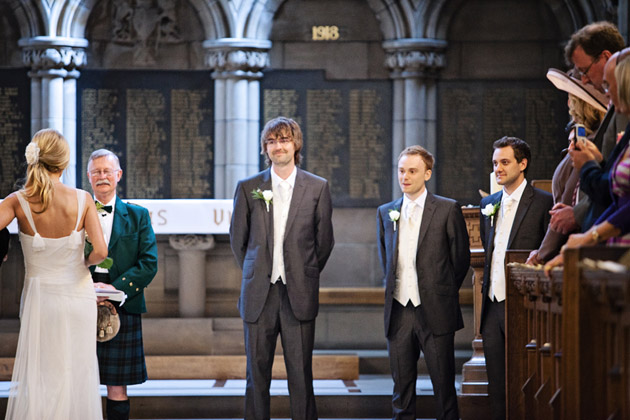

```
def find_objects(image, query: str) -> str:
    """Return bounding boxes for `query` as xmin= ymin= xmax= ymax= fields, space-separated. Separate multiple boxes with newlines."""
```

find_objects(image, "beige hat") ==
xmin=546 ymin=68 xmax=608 ymax=113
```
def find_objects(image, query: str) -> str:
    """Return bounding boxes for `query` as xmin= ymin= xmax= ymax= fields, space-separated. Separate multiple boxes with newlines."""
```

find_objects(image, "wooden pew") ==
xmin=562 ymin=246 xmax=630 ymax=420
xmin=505 ymin=246 xmax=630 ymax=420
xmin=505 ymin=251 xmax=563 ymax=420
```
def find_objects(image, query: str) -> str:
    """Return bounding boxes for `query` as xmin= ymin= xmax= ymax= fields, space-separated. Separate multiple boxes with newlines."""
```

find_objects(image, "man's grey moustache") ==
xmin=96 ymin=180 xmax=111 ymax=186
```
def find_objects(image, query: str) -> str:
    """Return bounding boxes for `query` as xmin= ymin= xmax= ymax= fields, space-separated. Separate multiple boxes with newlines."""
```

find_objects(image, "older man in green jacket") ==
xmin=88 ymin=149 xmax=158 ymax=420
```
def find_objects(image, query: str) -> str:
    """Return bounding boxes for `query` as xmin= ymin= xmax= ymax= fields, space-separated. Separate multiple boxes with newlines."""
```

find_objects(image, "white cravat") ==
xmin=489 ymin=180 xmax=526 ymax=301
xmin=271 ymin=178 xmax=293 ymax=284
xmin=394 ymin=193 xmax=426 ymax=307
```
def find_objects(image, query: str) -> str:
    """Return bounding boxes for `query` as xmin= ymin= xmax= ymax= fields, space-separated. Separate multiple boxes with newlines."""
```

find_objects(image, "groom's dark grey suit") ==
xmin=377 ymin=192 xmax=470 ymax=420
xmin=230 ymin=166 xmax=334 ymax=420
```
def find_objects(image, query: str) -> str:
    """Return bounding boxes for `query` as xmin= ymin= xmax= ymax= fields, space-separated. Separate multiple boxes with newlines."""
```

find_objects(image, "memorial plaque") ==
xmin=0 ymin=69 xmax=30 ymax=197
xmin=437 ymin=80 xmax=567 ymax=206
xmin=78 ymin=70 xmax=214 ymax=198
xmin=261 ymin=70 xmax=392 ymax=207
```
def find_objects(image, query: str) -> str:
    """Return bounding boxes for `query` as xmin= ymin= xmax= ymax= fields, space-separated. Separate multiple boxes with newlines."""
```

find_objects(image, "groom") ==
xmin=230 ymin=116 xmax=335 ymax=420
xmin=88 ymin=149 xmax=158 ymax=420
xmin=377 ymin=145 xmax=470 ymax=420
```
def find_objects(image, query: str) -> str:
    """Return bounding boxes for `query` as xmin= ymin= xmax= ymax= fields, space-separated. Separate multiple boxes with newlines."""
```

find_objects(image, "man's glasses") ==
xmin=576 ymin=53 xmax=601 ymax=78
xmin=89 ymin=169 xmax=119 ymax=177
xmin=265 ymin=137 xmax=292 ymax=146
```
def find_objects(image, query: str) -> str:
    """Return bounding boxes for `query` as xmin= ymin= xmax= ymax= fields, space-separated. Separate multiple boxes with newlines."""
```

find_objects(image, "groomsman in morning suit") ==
xmin=230 ymin=117 xmax=334 ymax=420
xmin=377 ymin=145 xmax=470 ymax=420
xmin=480 ymin=137 xmax=553 ymax=420
xmin=88 ymin=149 xmax=158 ymax=420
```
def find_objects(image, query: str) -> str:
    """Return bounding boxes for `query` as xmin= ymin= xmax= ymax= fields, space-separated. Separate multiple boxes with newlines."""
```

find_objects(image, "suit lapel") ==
xmin=284 ymin=168 xmax=306 ymax=240
xmin=109 ymin=196 xmax=128 ymax=251
xmin=416 ymin=192 xmax=435 ymax=250
xmin=258 ymin=169 xmax=273 ymax=256
xmin=390 ymin=198 xmax=403 ymax=265
xmin=508 ymin=184 xmax=533 ymax=248
xmin=487 ymin=192 xmax=502 ymax=256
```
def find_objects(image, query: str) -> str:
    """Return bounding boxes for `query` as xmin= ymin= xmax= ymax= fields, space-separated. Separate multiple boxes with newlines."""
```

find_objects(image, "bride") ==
xmin=0 ymin=129 xmax=108 ymax=420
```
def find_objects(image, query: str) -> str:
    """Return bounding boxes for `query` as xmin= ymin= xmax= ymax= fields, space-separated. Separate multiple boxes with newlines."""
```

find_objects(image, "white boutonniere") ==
xmin=252 ymin=188 xmax=273 ymax=212
xmin=388 ymin=209 xmax=401 ymax=231
xmin=481 ymin=202 xmax=501 ymax=226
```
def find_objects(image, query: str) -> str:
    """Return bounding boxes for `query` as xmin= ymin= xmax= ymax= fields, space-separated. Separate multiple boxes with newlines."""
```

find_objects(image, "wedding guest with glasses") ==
xmin=549 ymin=21 xmax=627 ymax=237
xmin=376 ymin=145 xmax=470 ymax=420
xmin=229 ymin=116 xmax=334 ymax=420
xmin=1 ymin=129 xmax=108 ymax=419
xmin=480 ymin=137 xmax=552 ymax=420
xmin=87 ymin=149 xmax=158 ymax=420
xmin=545 ymin=51 xmax=630 ymax=273
xmin=526 ymin=69 xmax=607 ymax=265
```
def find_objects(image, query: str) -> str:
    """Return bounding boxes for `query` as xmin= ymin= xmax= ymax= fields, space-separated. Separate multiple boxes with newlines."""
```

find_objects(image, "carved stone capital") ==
xmin=383 ymin=38 xmax=447 ymax=79
xmin=19 ymin=37 xmax=88 ymax=71
xmin=203 ymin=38 xmax=271 ymax=79
xmin=169 ymin=234 xmax=215 ymax=252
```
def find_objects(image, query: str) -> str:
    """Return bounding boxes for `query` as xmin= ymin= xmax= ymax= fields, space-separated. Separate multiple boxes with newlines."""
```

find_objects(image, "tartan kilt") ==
xmin=96 ymin=304 xmax=148 ymax=386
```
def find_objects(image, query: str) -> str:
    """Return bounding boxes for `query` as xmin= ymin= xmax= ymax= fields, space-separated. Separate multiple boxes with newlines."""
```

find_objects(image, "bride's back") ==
xmin=16 ymin=183 xmax=86 ymax=239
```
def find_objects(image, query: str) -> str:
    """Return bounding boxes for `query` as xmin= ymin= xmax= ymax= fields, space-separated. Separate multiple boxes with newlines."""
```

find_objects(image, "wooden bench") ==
xmin=0 ymin=354 xmax=359 ymax=381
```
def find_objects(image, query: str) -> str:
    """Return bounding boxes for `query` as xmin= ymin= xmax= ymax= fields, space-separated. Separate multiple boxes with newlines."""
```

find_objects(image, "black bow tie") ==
xmin=95 ymin=201 xmax=113 ymax=214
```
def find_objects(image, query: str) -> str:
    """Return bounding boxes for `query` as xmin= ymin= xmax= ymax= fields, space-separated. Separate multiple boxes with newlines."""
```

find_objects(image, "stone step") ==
xmin=0 ymin=349 xmax=475 ymax=381
xmin=0 ymin=376 xmax=452 ymax=419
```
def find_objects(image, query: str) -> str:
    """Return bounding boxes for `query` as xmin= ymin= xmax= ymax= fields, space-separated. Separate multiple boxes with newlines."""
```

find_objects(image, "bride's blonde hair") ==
xmin=23 ymin=129 xmax=70 ymax=213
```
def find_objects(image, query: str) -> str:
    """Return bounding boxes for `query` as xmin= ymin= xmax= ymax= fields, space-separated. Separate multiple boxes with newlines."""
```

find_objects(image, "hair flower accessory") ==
xmin=388 ymin=208 xmax=401 ymax=231
xmin=481 ymin=202 xmax=501 ymax=226
xmin=252 ymin=188 xmax=273 ymax=212
xmin=25 ymin=142 xmax=40 ymax=165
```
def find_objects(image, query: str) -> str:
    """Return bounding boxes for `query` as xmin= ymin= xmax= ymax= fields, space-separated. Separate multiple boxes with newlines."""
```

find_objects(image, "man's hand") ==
xmin=94 ymin=282 xmax=116 ymax=303
xmin=526 ymin=249 xmax=543 ymax=266
xmin=549 ymin=203 xmax=578 ymax=234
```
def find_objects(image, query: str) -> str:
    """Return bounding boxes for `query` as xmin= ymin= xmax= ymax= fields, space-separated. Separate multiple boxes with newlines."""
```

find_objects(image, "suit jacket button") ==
xmin=136 ymin=288 xmax=139 ymax=292
xmin=129 ymin=282 xmax=134 ymax=287
xmin=122 ymin=277 xmax=126 ymax=281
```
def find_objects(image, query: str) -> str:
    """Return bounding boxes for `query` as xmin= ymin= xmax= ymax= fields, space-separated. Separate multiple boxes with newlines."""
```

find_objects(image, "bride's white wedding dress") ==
xmin=5 ymin=190 xmax=102 ymax=420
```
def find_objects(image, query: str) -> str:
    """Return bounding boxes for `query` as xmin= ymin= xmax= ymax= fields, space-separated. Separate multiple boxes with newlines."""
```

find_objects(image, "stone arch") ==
xmin=424 ymin=0 xmax=607 ymax=41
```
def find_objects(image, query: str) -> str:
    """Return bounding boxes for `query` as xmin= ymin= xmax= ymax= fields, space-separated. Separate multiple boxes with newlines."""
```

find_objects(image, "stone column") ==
xmin=383 ymin=38 xmax=447 ymax=198
xmin=203 ymin=39 xmax=271 ymax=198
xmin=169 ymin=235 xmax=215 ymax=318
xmin=20 ymin=36 xmax=88 ymax=187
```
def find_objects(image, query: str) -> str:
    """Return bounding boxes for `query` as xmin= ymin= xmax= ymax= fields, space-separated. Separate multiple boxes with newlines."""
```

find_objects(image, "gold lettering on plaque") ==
xmin=213 ymin=209 xmax=231 ymax=225
xmin=312 ymin=26 xmax=339 ymax=41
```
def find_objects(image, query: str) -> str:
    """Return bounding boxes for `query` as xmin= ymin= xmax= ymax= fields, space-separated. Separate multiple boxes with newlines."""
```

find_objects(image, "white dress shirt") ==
xmin=489 ymin=179 xmax=527 ymax=302
xmin=271 ymin=167 xmax=297 ymax=284
xmin=394 ymin=189 xmax=427 ymax=307
xmin=94 ymin=195 xmax=116 ymax=273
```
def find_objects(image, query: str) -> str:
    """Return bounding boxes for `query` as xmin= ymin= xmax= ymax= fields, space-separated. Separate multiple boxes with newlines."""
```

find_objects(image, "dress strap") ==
xmin=15 ymin=192 xmax=38 ymax=234
xmin=15 ymin=191 xmax=45 ymax=251
xmin=74 ymin=190 xmax=86 ymax=231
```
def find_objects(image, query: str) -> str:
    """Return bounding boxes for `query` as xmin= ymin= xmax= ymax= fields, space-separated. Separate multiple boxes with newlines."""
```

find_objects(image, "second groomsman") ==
xmin=377 ymin=145 xmax=470 ymax=420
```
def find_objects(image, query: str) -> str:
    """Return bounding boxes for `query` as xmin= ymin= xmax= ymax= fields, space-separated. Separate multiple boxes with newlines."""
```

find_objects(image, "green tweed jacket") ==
xmin=91 ymin=196 xmax=158 ymax=314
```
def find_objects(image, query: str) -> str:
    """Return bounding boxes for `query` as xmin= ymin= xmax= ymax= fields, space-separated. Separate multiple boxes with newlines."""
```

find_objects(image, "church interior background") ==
xmin=0 ymin=0 xmax=627 ymax=418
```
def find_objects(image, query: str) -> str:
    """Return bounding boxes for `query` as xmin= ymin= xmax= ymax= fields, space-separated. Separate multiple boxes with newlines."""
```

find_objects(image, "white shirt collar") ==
xmin=271 ymin=166 xmax=297 ymax=189
xmin=502 ymin=178 xmax=527 ymax=205
xmin=402 ymin=188 xmax=428 ymax=211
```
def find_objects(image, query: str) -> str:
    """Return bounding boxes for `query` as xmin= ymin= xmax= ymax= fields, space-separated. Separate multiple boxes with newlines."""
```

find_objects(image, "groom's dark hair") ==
xmin=493 ymin=136 xmax=531 ymax=177
xmin=260 ymin=117 xmax=303 ymax=166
